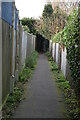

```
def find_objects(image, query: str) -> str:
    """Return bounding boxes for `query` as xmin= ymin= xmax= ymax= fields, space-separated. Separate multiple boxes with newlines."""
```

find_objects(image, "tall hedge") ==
xmin=52 ymin=3 xmax=80 ymax=98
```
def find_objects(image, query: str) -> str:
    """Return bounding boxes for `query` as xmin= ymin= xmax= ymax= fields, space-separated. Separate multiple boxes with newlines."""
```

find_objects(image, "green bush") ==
xmin=51 ymin=4 xmax=80 ymax=98
xmin=19 ymin=51 xmax=38 ymax=83
xmin=49 ymin=60 xmax=80 ymax=119
xmin=46 ymin=50 xmax=80 ymax=119
xmin=3 ymin=86 xmax=23 ymax=118
xmin=45 ymin=51 xmax=51 ymax=58
xmin=45 ymin=51 xmax=53 ymax=61
xmin=19 ymin=68 xmax=31 ymax=82
xmin=52 ymin=31 xmax=62 ymax=43
xmin=25 ymin=51 xmax=38 ymax=69
xmin=3 ymin=51 xmax=38 ymax=118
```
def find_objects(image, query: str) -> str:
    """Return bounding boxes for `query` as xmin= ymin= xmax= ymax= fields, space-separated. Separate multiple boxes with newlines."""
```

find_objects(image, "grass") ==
xmin=19 ymin=68 xmax=31 ymax=83
xmin=2 ymin=85 xmax=23 ymax=119
xmin=46 ymin=51 xmax=80 ymax=120
xmin=2 ymin=51 xmax=38 ymax=119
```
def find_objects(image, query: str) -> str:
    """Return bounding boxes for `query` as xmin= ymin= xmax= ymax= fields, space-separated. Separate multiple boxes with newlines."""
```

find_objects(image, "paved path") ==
xmin=13 ymin=54 xmax=65 ymax=118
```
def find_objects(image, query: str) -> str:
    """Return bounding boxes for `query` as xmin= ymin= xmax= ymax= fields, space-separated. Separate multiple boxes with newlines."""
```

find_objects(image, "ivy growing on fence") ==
xmin=51 ymin=31 xmax=62 ymax=43
xmin=51 ymin=3 xmax=80 ymax=98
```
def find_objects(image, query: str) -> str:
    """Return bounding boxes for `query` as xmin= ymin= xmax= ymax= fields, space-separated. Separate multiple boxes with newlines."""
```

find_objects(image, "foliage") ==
xmin=45 ymin=51 xmax=53 ymax=61
xmin=19 ymin=51 xmax=38 ymax=83
xmin=21 ymin=18 xmax=36 ymax=34
xmin=52 ymin=31 xmax=62 ymax=43
xmin=46 ymin=52 xmax=80 ymax=119
xmin=45 ymin=51 xmax=51 ymax=57
xmin=51 ymin=4 xmax=80 ymax=98
xmin=3 ymin=51 xmax=38 ymax=118
xmin=2 ymin=86 xmax=23 ymax=118
xmin=25 ymin=51 xmax=38 ymax=69
xmin=23 ymin=25 xmax=30 ymax=32
xmin=52 ymin=62 xmax=80 ymax=119
xmin=19 ymin=68 xmax=31 ymax=83
xmin=65 ymin=8 xmax=80 ymax=98
xmin=42 ymin=4 xmax=53 ymax=18
xmin=36 ymin=5 xmax=68 ymax=40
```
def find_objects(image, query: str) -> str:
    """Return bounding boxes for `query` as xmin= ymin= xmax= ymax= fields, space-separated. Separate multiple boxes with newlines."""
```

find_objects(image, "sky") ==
xmin=15 ymin=0 xmax=47 ymax=19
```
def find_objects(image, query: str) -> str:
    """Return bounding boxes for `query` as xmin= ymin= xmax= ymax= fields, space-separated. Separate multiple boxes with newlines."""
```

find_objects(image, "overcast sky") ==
xmin=15 ymin=0 xmax=47 ymax=19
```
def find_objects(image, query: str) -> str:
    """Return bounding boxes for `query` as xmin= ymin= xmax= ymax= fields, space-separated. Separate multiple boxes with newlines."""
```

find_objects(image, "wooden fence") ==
xmin=0 ymin=1 xmax=36 ymax=117
xmin=2 ymin=19 xmax=36 ymax=104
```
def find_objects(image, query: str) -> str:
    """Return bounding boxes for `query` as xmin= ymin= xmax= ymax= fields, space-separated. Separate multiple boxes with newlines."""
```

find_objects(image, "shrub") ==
xmin=25 ymin=51 xmax=38 ymax=69
xmin=19 ymin=68 xmax=31 ymax=83
xmin=51 ymin=4 xmax=80 ymax=98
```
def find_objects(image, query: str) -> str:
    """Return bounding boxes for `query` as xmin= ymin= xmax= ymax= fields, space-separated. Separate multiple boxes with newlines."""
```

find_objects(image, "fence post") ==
xmin=58 ymin=43 xmax=61 ymax=70
xmin=10 ymin=1 xmax=15 ymax=93
xmin=18 ymin=25 xmax=23 ymax=72
xmin=15 ymin=10 xmax=19 ymax=82
xmin=61 ymin=46 xmax=67 ymax=78
xmin=49 ymin=40 xmax=52 ymax=53
xmin=0 ymin=2 xmax=2 ymax=116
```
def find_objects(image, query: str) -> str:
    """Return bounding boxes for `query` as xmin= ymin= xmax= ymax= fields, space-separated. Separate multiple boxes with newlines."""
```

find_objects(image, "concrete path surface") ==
xmin=13 ymin=54 xmax=65 ymax=118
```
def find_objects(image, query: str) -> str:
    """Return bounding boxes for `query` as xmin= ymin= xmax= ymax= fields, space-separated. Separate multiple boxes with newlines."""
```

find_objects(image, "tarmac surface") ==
xmin=13 ymin=54 xmax=65 ymax=118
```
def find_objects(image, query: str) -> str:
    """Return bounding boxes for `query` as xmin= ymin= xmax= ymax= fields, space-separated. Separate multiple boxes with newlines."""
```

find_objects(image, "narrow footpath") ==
xmin=13 ymin=54 xmax=65 ymax=118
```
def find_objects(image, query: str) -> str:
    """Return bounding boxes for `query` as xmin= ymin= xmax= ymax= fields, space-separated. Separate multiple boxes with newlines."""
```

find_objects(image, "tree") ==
xmin=36 ymin=4 xmax=68 ymax=40
xmin=21 ymin=18 xmax=36 ymax=34
xmin=42 ymin=4 xmax=53 ymax=18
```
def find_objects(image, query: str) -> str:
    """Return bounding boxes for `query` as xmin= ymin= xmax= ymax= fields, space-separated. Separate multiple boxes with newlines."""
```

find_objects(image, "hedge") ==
xmin=51 ymin=3 xmax=80 ymax=98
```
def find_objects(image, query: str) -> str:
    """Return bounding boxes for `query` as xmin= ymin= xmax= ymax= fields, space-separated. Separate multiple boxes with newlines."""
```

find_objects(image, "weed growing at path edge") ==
xmin=46 ymin=51 xmax=80 ymax=120
xmin=2 ymin=51 xmax=38 ymax=119
xmin=19 ymin=51 xmax=38 ymax=83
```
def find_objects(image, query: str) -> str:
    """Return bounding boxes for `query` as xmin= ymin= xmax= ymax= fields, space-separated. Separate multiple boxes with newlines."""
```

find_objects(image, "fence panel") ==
xmin=12 ymin=30 xmax=17 ymax=75
xmin=21 ymin=31 xmax=27 ymax=66
xmin=31 ymin=35 xmax=34 ymax=52
xmin=66 ymin=60 xmax=73 ymax=84
xmin=1 ymin=2 xmax=13 ymax=26
xmin=0 ymin=18 xmax=2 ymax=113
xmin=56 ymin=43 xmax=59 ymax=65
xmin=49 ymin=40 xmax=52 ymax=52
xmin=52 ymin=43 xmax=56 ymax=61
xmin=18 ymin=25 xmax=23 ymax=72
xmin=55 ymin=43 xmax=61 ymax=69
xmin=1 ymin=2 xmax=37 ymax=107
xmin=2 ymin=20 xmax=12 ymax=102
xmin=0 ymin=2 xmax=1 ymax=18
xmin=61 ymin=46 xmax=67 ymax=78
xmin=26 ymin=33 xmax=33 ymax=57
xmin=33 ymin=36 xmax=36 ymax=51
